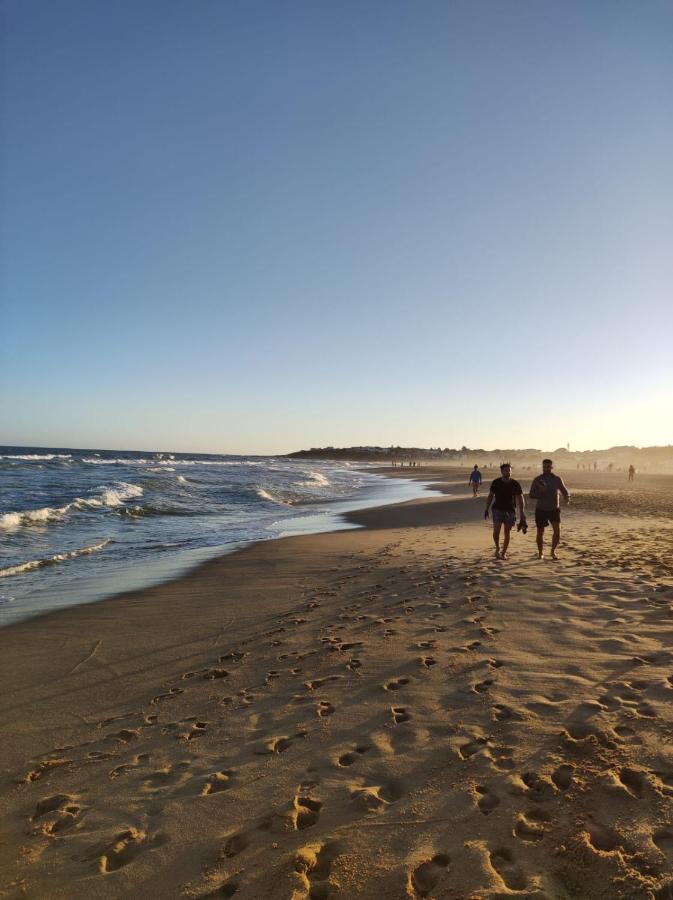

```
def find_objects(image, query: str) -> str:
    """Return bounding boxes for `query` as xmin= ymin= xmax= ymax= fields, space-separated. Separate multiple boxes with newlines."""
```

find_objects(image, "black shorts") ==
xmin=535 ymin=508 xmax=561 ymax=528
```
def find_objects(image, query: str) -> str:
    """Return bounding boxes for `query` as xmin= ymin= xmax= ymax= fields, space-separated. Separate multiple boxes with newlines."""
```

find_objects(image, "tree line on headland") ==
xmin=286 ymin=445 xmax=673 ymax=472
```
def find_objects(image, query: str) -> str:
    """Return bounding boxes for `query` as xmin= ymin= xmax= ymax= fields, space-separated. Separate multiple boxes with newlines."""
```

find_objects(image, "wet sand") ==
xmin=1 ymin=468 xmax=673 ymax=899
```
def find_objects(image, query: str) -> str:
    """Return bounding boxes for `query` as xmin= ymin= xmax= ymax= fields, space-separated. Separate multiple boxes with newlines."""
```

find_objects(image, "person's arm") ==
xmin=484 ymin=490 xmax=494 ymax=518
xmin=517 ymin=489 xmax=526 ymax=520
xmin=558 ymin=477 xmax=570 ymax=504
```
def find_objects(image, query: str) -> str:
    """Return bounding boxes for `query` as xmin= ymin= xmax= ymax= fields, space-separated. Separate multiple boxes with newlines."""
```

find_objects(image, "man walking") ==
xmin=469 ymin=464 xmax=482 ymax=496
xmin=484 ymin=463 xmax=526 ymax=559
xmin=529 ymin=459 xmax=570 ymax=560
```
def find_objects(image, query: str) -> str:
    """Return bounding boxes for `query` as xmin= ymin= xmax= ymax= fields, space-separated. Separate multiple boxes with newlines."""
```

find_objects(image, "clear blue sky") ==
xmin=2 ymin=0 xmax=672 ymax=453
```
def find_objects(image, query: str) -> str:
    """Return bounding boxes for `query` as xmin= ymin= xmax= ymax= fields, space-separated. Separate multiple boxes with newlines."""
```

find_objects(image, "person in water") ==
xmin=484 ymin=463 xmax=526 ymax=559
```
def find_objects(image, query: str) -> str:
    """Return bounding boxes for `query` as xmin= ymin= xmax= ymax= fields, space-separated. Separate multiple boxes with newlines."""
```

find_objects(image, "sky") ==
xmin=2 ymin=0 xmax=672 ymax=455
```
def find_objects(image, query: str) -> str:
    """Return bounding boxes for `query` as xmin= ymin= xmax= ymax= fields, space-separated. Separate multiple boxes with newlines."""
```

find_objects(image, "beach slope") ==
xmin=1 ymin=471 xmax=673 ymax=899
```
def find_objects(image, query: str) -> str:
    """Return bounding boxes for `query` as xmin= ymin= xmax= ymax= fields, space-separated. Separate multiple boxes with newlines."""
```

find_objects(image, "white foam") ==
xmin=82 ymin=457 xmax=149 ymax=465
xmin=0 ymin=506 xmax=68 ymax=528
xmin=0 ymin=483 xmax=143 ymax=529
xmin=304 ymin=471 xmax=330 ymax=487
xmin=0 ymin=453 xmax=72 ymax=461
xmin=77 ymin=482 xmax=144 ymax=508
xmin=0 ymin=540 xmax=111 ymax=578
xmin=256 ymin=487 xmax=295 ymax=506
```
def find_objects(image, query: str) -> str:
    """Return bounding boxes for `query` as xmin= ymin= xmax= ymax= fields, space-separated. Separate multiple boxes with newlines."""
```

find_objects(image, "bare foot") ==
xmin=494 ymin=549 xmax=500 ymax=559
xmin=500 ymin=552 xmax=508 ymax=560
xmin=551 ymin=552 xmax=559 ymax=561
xmin=537 ymin=552 xmax=544 ymax=560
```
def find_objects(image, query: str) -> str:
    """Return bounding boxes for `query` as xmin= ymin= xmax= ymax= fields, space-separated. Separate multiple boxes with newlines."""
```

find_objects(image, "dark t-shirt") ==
xmin=489 ymin=477 xmax=523 ymax=512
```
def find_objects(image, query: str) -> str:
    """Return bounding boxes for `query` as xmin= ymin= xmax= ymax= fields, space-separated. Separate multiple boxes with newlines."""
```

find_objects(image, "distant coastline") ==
xmin=287 ymin=443 xmax=673 ymax=472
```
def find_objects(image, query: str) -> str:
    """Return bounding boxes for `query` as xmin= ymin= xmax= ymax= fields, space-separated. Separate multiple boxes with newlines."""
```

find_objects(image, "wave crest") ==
xmin=256 ymin=488 xmax=296 ymax=506
xmin=0 ymin=483 xmax=144 ymax=529
xmin=0 ymin=540 xmax=111 ymax=578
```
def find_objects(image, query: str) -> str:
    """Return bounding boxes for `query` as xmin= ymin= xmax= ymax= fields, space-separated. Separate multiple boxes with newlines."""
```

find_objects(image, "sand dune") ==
xmin=1 ymin=469 xmax=673 ymax=898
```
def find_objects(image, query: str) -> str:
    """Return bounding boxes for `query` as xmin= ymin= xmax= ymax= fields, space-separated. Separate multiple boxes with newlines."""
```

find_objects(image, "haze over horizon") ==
xmin=2 ymin=1 xmax=672 ymax=455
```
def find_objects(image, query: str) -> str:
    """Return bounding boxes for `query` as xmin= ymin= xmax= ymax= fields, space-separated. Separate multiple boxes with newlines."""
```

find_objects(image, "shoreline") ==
xmin=2 ymin=468 xmax=673 ymax=898
xmin=0 ymin=467 xmax=444 ymax=630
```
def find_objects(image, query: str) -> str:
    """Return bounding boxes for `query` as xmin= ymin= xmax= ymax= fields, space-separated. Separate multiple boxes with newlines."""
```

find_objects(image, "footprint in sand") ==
xmin=384 ymin=677 xmax=410 ymax=692
xmin=290 ymin=796 xmax=322 ymax=831
xmin=492 ymin=704 xmax=521 ymax=722
xmin=337 ymin=746 xmax=370 ymax=767
xmin=219 ymin=650 xmax=245 ymax=663
xmin=199 ymin=877 xmax=240 ymax=898
xmin=255 ymin=735 xmax=294 ymax=754
xmin=351 ymin=780 xmax=404 ymax=813
xmin=420 ymin=656 xmax=437 ymax=668
xmin=653 ymin=830 xmax=673 ymax=860
xmin=98 ymin=828 xmax=168 ymax=873
xmin=31 ymin=794 xmax=82 ymax=835
xmin=520 ymin=771 xmax=554 ymax=801
xmin=201 ymin=770 xmax=236 ymax=795
xmin=223 ymin=831 xmax=252 ymax=858
xmin=551 ymin=763 xmax=574 ymax=790
xmin=475 ymin=786 xmax=500 ymax=815
xmin=187 ymin=667 xmax=229 ymax=681
xmin=151 ymin=687 xmax=183 ymax=704
xmin=98 ymin=711 xmax=141 ymax=727
xmin=142 ymin=765 xmax=182 ymax=790
xmin=107 ymin=728 xmax=140 ymax=744
xmin=177 ymin=721 xmax=208 ymax=741
xmin=585 ymin=822 xmax=622 ymax=853
xmin=408 ymin=854 xmax=451 ymax=897
xmin=514 ymin=812 xmax=547 ymax=842
xmin=618 ymin=767 xmax=648 ymax=798
xmin=473 ymin=679 xmax=493 ymax=694
xmin=317 ymin=701 xmax=335 ymax=718
xmin=295 ymin=840 xmax=341 ymax=898
xmin=458 ymin=737 xmax=489 ymax=760
xmin=24 ymin=759 xmax=71 ymax=783
xmin=489 ymin=847 xmax=527 ymax=891
xmin=109 ymin=753 xmax=150 ymax=778
xmin=391 ymin=707 xmax=411 ymax=724
xmin=305 ymin=676 xmax=342 ymax=691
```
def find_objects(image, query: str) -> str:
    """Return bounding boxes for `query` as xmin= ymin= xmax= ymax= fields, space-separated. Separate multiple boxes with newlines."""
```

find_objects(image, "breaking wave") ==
xmin=300 ymin=471 xmax=330 ymax=487
xmin=0 ymin=483 xmax=143 ymax=529
xmin=0 ymin=540 xmax=111 ymax=578
xmin=256 ymin=488 xmax=296 ymax=506
xmin=0 ymin=453 xmax=72 ymax=461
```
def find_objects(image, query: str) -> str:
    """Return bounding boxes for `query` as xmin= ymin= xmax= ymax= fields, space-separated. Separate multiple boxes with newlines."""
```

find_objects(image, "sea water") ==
xmin=0 ymin=447 xmax=436 ymax=625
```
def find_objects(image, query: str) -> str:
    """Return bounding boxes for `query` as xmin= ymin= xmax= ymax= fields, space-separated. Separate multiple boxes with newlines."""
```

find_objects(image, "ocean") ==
xmin=0 ymin=447 xmax=434 ymax=626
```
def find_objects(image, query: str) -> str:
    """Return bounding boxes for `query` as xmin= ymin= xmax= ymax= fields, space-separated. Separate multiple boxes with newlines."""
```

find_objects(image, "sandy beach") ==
xmin=2 ymin=467 xmax=673 ymax=900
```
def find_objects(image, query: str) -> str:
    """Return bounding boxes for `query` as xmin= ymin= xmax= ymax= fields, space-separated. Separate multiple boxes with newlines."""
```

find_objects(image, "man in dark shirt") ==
xmin=484 ymin=463 xmax=526 ymax=559
xmin=529 ymin=458 xmax=570 ymax=560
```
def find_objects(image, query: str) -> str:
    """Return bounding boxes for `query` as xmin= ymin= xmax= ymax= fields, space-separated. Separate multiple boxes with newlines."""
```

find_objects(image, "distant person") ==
xmin=529 ymin=459 xmax=570 ymax=560
xmin=593 ymin=461 xmax=597 ymax=471
xmin=628 ymin=464 xmax=635 ymax=482
xmin=469 ymin=464 xmax=482 ymax=496
xmin=484 ymin=463 xmax=526 ymax=560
